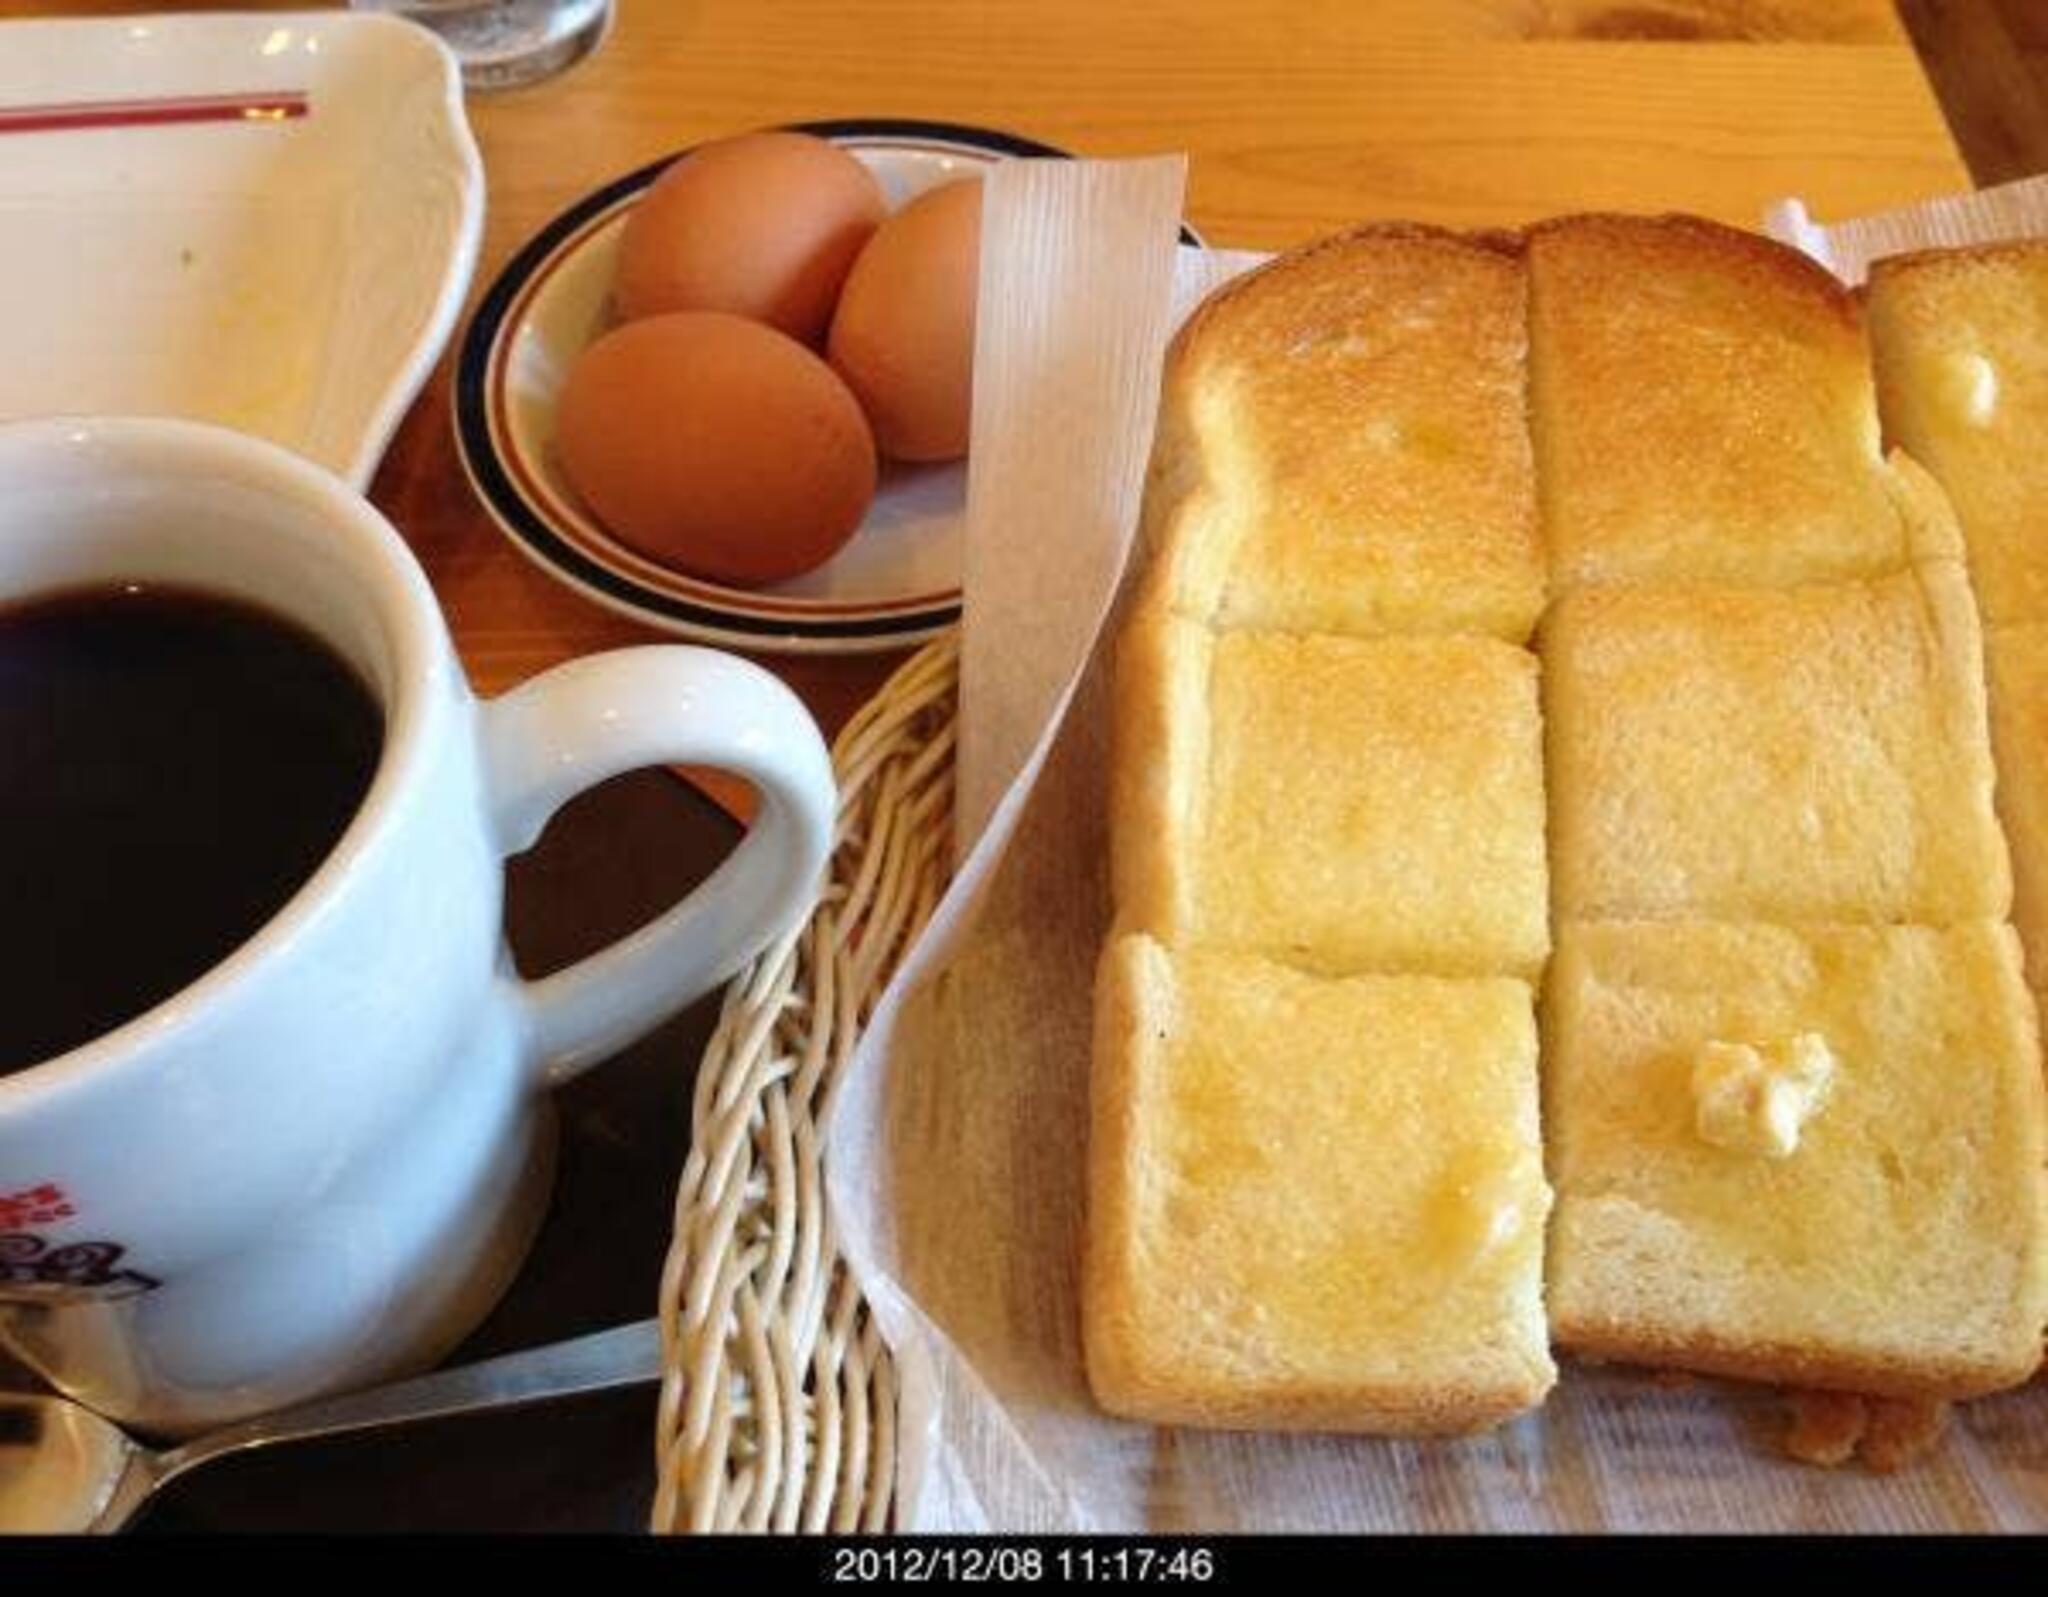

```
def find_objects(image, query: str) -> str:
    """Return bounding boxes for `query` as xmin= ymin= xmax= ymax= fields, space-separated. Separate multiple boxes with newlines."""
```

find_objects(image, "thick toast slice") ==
xmin=1113 ymin=603 xmax=1550 ymax=979
xmin=1542 ymin=562 xmax=2011 ymax=924
xmin=1543 ymin=919 xmax=2048 ymax=1399
xmin=1868 ymin=242 xmax=2048 ymax=623
xmin=1528 ymin=214 xmax=1959 ymax=592
xmin=1086 ymin=935 xmax=1556 ymax=1432
xmin=1985 ymin=623 xmax=2048 ymax=987
xmin=1142 ymin=224 xmax=1544 ymax=642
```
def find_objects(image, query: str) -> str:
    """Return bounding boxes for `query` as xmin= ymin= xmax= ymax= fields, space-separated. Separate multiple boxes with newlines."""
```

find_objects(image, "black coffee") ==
xmin=0 ymin=584 xmax=383 ymax=1076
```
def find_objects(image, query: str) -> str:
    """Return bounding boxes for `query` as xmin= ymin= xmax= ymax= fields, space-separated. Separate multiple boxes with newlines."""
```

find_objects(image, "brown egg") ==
xmin=828 ymin=177 xmax=982 ymax=463
xmin=554 ymin=312 xmax=877 ymax=587
xmin=614 ymin=131 xmax=886 ymax=344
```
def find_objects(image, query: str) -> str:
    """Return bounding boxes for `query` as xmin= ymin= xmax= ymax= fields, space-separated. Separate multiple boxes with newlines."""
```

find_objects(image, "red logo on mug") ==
xmin=0 ymin=1183 xmax=158 ymax=1301
xmin=0 ymin=1183 xmax=75 ymax=1229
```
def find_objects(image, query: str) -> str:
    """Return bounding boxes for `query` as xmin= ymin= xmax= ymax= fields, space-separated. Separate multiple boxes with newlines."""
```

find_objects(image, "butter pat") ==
xmin=1692 ymin=1034 xmax=1836 ymax=1158
xmin=1546 ymin=921 xmax=2048 ymax=1395
xmin=1953 ymin=352 xmax=2000 ymax=427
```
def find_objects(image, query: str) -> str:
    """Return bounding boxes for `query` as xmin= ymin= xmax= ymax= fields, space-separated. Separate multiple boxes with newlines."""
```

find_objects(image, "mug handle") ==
xmin=477 ymin=646 xmax=836 ymax=1087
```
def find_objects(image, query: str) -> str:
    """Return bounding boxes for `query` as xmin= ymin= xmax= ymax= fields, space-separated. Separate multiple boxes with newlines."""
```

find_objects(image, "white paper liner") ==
xmin=1763 ymin=173 xmax=2048 ymax=284
xmin=825 ymin=161 xmax=2048 ymax=1533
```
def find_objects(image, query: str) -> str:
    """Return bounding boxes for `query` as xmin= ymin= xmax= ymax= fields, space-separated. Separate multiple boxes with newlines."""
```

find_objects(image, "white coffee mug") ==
xmin=0 ymin=417 xmax=836 ymax=1434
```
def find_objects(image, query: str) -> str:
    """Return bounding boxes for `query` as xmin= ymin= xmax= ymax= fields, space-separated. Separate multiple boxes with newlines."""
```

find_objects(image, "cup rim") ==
xmin=0 ymin=415 xmax=451 ymax=1110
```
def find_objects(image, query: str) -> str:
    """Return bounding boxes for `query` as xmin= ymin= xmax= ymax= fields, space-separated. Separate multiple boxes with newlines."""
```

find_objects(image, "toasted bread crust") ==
xmin=1168 ymin=221 xmax=1526 ymax=380
xmin=1867 ymin=239 xmax=2048 ymax=625
xmin=1528 ymin=212 xmax=1935 ymax=594
xmin=1556 ymin=1322 xmax=2039 ymax=1404
xmin=1526 ymin=211 xmax=1862 ymax=328
xmin=1143 ymin=223 xmax=1543 ymax=642
xmin=1106 ymin=602 xmax=1208 ymax=945
xmin=1868 ymin=237 xmax=2048 ymax=284
xmin=1986 ymin=625 xmax=2048 ymax=986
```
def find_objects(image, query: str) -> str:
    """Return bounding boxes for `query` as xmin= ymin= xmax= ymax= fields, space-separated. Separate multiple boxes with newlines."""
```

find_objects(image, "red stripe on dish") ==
xmin=0 ymin=91 xmax=309 ymax=135
xmin=485 ymin=195 xmax=959 ymax=623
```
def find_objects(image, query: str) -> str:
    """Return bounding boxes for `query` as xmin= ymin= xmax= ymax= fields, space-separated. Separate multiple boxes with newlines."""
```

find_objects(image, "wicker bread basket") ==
xmin=651 ymin=633 xmax=958 ymax=1533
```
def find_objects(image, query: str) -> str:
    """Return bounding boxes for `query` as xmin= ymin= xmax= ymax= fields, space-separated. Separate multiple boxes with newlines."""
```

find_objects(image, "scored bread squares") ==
xmin=1867 ymin=242 xmax=2048 ymax=623
xmin=1112 ymin=607 xmax=1550 ymax=979
xmin=1528 ymin=214 xmax=1960 ymax=592
xmin=1543 ymin=562 xmax=2011 ymax=924
xmin=1544 ymin=921 xmax=2048 ymax=1398
xmin=1143 ymin=225 xmax=1543 ymax=642
xmin=1091 ymin=224 xmax=1558 ymax=1436
xmin=1086 ymin=936 xmax=1556 ymax=1432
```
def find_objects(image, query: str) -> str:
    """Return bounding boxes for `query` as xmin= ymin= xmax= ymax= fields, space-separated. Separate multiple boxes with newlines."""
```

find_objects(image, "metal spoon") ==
xmin=0 ymin=1317 xmax=661 ymax=1533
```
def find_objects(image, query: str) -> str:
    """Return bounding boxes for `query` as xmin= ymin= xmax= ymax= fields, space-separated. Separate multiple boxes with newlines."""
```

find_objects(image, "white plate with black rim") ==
xmin=455 ymin=117 xmax=1202 ymax=655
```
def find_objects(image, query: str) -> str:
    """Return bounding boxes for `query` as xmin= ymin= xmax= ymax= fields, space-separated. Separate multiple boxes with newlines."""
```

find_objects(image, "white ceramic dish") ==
xmin=457 ymin=120 xmax=1203 ymax=655
xmin=0 ymin=11 xmax=482 ymax=490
